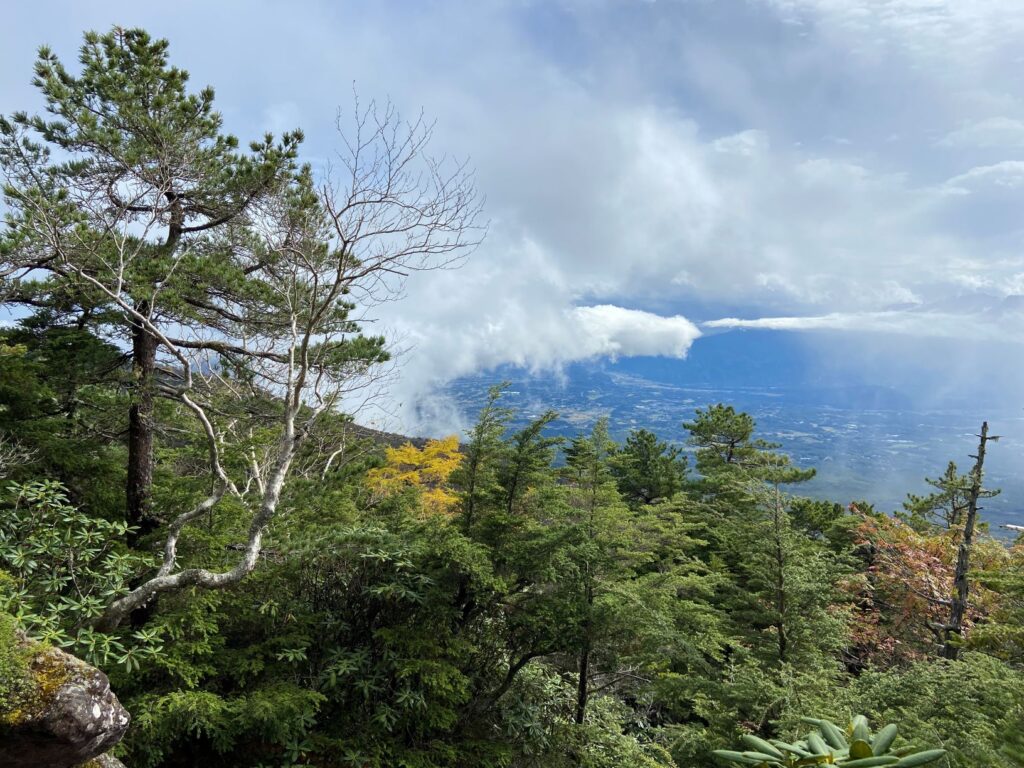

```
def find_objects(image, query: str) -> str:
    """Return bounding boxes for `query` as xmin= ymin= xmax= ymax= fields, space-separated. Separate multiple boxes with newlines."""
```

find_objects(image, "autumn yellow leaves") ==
xmin=365 ymin=436 xmax=463 ymax=515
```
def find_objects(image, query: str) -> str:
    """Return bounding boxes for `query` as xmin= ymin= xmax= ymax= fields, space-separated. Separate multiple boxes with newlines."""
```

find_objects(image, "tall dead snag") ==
xmin=942 ymin=421 xmax=998 ymax=660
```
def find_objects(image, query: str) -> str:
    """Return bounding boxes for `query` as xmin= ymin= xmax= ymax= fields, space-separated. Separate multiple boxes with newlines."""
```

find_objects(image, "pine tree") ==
xmin=611 ymin=428 xmax=688 ymax=506
xmin=684 ymin=404 xmax=814 ymax=488
xmin=0 ymin=27 xmax=301 ymax=535
xmin=899 ymin=460 xmax=996 ymax=534
xmin=683 ymin=404 xmax=758 ymax=472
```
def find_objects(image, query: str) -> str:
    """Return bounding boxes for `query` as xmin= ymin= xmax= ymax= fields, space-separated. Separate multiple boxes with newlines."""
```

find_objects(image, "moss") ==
xmin=78 ymin=754 xmax=123 ymax=768
xmin=0 ymin=614 xmax=71 ymax=727
xmin=0 ymin=612 xmax=33 ymax=725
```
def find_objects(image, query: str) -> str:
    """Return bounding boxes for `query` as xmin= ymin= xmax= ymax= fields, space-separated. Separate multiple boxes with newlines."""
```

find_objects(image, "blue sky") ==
xmin=4 ymin=1 xmax=1024 ymax=431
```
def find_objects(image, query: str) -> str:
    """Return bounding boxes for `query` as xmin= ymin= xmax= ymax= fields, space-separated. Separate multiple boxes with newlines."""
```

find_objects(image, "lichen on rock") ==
xmin=0 ymin=620 xmax=130 ymax=768
xmin=80 ymin=755 xmax=128 ymax=768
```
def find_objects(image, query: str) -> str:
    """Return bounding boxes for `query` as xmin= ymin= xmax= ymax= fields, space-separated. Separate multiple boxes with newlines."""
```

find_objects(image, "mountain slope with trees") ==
xmin=1 ymin=27 xmax=1022 ymax=768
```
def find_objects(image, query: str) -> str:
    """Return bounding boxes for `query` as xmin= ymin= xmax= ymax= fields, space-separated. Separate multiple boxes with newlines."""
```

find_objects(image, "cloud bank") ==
xmin=380 ymin=296 xmax=701 ymax=432
xmin=5 ymin=1 xmax=1024 ymax=431
xmin=705 ymin=305 xmax=1024 ymax=343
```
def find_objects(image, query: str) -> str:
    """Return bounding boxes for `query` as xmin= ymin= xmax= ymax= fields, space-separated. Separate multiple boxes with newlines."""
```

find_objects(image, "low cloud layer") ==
xmin=398 ymin=301 xmax=700 ymax=383
xmin=573 ymin=306 xmax=700 ymax=359
xmin=379 ymin=295 xmax=701 ymax=432
xmin=705 ymin=305 xmax=1024 ymax=343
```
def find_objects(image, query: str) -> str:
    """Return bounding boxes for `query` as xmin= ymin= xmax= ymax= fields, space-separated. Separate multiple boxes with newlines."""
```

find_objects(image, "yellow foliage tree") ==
xmin=366 ymin=436 xmax=463 ymax=515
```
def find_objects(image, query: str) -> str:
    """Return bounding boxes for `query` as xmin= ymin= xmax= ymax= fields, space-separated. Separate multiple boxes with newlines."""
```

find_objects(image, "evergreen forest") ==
xmin=1 ymin=27 xmax=1023 ymax=768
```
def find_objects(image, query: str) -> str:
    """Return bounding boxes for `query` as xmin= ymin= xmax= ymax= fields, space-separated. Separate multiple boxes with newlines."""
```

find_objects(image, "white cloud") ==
xmin=571 ymin=305 xmax=701 ymax=359
xmin=877 ymin=281 xmax=922 ymax=306
xmin=704 ymin=305 xmax=1024 ymax=343
xmin=944 ymin=161 xmax=1024 ymax=191
xmin=765 ymin=0 xmax=1024 ymax=66
xmin=938 ymin=117 xmax=1024 ymax=148
xmin=7 ymin=0 xmax=1024 ymax=431
xmin=712 ymin=129 xmax=770 ymax=156
xmin=381 ymin=290 xmax=701 ymax=433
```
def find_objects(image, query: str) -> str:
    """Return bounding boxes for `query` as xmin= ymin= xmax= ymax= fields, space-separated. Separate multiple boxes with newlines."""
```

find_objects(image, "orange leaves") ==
xmin=365 ymin=436 xmax=463 ymax=515
xmin=846 ymin=511 xmax=1006 ymax=665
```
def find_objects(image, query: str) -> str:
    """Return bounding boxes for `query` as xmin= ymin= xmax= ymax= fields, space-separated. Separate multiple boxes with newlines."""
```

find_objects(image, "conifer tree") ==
xmin=726 ymin=478 xmax=846 ymax=666
xmin=684 ymin=404 xmax=814 ymax=487
xmin=611 ymin=428 xmax=688 ymax=506
xmin=497 ymin=410 xmax=562 ymax=516
xmin=683 ymin=404 xmax=758 ymax=473
xmin=561 ymin=418 xmax=626 ymax=724
xmin=452 ymin=382 xmax=513 ymax=530
xmin=0 ymin=28 xmax=302 ymax=535
xmin=899 ymin=460 xmax=996 ymax=534
xmin=970 ymin=539 xmax=1024 ymax=663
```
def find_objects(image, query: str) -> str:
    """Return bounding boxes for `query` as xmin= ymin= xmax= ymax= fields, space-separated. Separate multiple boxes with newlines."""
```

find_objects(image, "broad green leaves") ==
xmin=0 ymin=480 xmax=161 ymax=669
xmin=713 ymin=716 xmax=946 ymax=768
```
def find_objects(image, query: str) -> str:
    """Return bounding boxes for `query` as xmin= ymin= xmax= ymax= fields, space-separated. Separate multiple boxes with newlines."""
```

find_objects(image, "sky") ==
xmin=4 ymin=0 xmax=1024 ymax=433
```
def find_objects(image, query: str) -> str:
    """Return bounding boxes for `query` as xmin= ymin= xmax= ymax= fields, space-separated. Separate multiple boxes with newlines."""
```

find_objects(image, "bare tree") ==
xmin=321 ymin=96 xmax=483 ymax=306
xmin=3 ymin=87 xmax=483 ymax=629
xmin=941 ymin=421 xmax=998 ymax=660
xmin=0 ymin=434 xmax=35 ymax=479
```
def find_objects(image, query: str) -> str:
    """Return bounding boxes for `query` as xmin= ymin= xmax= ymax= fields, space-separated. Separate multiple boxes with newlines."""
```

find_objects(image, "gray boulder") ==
xmin=0 ymin=636 xmax=130 ymax=768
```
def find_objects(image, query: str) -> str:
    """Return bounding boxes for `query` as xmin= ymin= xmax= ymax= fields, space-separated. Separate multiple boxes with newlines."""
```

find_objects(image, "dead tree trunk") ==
xmin=942 ymin=421 xmax=991 ymax=660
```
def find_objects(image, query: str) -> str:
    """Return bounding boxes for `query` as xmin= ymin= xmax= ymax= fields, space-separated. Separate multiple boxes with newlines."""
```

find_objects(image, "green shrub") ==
xmin=713 ymin=714 xmax=945 ymax=767
xmin=0 ymin=480 xmax=161 ymax=670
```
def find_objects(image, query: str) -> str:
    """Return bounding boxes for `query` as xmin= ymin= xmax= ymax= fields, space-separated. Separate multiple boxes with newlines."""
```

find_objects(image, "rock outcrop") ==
xmin=84 ymin=755 xmax=128 ymax=768
xmin=0 ymin=633 xmax=130 ymax=768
